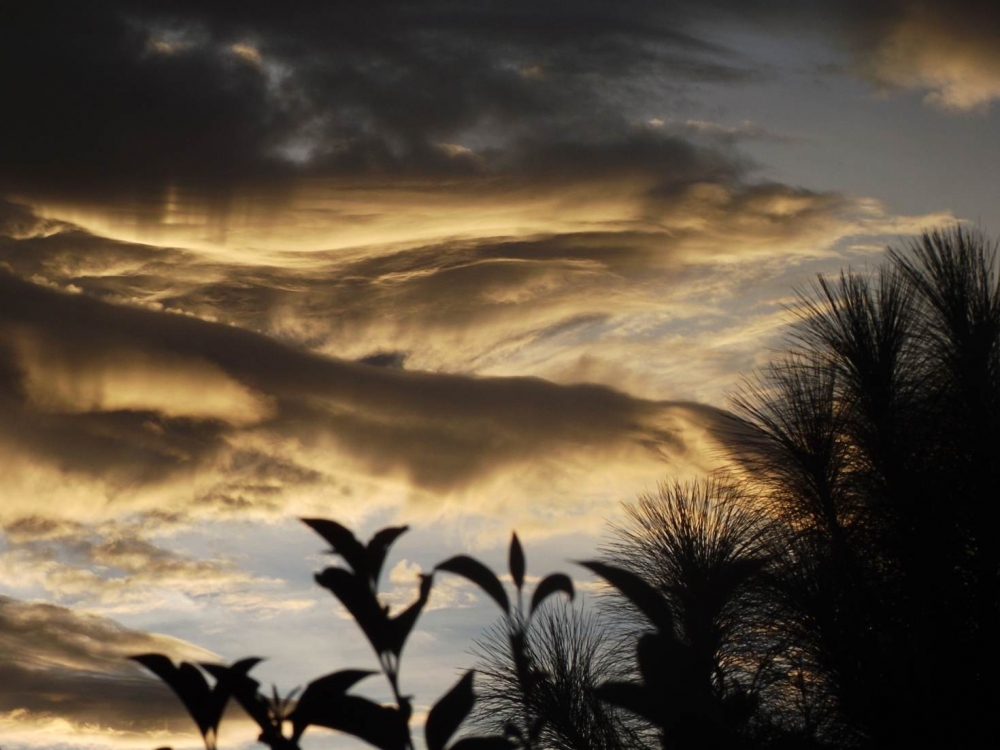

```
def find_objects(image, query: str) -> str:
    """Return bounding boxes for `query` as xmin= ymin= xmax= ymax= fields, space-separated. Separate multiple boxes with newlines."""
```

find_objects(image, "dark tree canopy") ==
xmin=474 ymin=227 xmax=1000 ymax=750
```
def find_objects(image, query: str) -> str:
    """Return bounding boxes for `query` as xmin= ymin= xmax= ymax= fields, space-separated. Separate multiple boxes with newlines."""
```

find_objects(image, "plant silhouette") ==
xmin=471 ymin=602 xmax=647 ymax=750
xmin=454 ymin=227 xmax=1000 ymax=750
xmin=133 ymin=525 xmax=573 ymax=750
xmin=718 ymin=226 xmax=1000 ymax=747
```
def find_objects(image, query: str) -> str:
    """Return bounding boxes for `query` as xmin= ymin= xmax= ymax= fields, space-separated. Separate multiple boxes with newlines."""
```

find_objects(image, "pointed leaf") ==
xmin=315 ymin=566 xmax=388 ymax=654
xmin=577 ymin=561 xmax=673 ymax=634
xmin=200 ymin=659 xmax=269 ymax=735
xmin=303 ymin=669 xmax=375 ymax=697
xmin=201 ymin=657 xmax=264 ymax=682
xmin=529 ymin=716 xmax=546 ymax=743
xmin=435 ymin=555 xmax=509 ymax=614
xmin=509 ymin=533 xmax=525 ymax=591
xmin=302 ymin=518 xmax=368 ymax=578
xmin=366 ymin=526 xmax=409 ymax=590
xmin=130 ymin=653 xmax=179 ymax=683
xmin=529 ymin=574 xmax=574 ymax=616
xmin=182 ymin=662 xmax=230 ymax=739
xmin=388 ymin=573 xmax=433 ymax=656
xmin=426 ymin=670 xmax=475 ymax=750
xmin=290 ymin=669 xmax=376 ymax=741
xmin=130 ymin=655 xmax=216 ymax=738
xmin=449 ymin=737 xmax=513 ymax=750
xmin=305 ymin=694 xmax=410 ymax=750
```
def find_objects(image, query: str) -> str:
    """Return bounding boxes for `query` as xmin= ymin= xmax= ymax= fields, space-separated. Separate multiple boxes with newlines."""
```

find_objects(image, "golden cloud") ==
xmin=866 ymin=5 xmax=1000 ymax=111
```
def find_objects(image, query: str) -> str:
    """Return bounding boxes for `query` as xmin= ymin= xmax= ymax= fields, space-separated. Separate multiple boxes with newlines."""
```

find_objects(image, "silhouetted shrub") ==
xmin=134 ymin=526 xmax=576 ymax=750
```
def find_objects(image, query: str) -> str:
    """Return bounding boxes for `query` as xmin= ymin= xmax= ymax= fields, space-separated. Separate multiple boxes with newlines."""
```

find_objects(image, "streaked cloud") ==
xmin=0 ymin=270 xmax=730 ymax=528
xmin=0 ymin=596 xmax=229 ymax=747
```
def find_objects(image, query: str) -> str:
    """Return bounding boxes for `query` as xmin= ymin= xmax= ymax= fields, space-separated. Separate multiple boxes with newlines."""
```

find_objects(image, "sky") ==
xmin=0 ymin=1 xmax=997 ymax=748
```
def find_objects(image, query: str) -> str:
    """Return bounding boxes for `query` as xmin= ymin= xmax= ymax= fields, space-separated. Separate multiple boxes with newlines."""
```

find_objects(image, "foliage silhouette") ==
xmin=718 ymin=226 xmax=1000 ymax=748
xmin=133 ymin=526 xmax=572 ymax=750
xmin=471 ymin=602 xmax=646 ymax=750
xmin=464 ymin=227 xmax=1000 ymax=750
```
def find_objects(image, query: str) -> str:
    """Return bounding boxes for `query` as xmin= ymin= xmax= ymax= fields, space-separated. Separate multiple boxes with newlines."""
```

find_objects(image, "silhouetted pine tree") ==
xmin=722 ymin=226 xmax=1000 ymax=748
xmin=559 ymin=227 xmax=1000 ymax=750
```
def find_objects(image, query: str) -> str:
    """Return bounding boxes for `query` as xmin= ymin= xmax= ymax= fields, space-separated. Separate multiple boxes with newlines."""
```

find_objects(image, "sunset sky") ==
xmin=1 ymin=2 xmax=998 ymax=748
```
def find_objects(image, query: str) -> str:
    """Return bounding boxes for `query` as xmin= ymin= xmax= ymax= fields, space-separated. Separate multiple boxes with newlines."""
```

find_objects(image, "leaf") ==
xmin=576 ymin=561 xmax=673 ymax=634
xmin=305 ymin=694 xmax=410 ymax=750
xmin=315 ymin=566 xmax=388 ymax=654
xmin=425 ymin=670 xmax=475 ymax=750
xmin=449 ymin=736 xmax=513 ymax=750
xmin=289 ymin=669 xmax=375 ymax=741
xmin=302 ymin=518 xmax=368 ymax=577
xmin=509 ymin=533 xmax=525 ymax=592
xmin=200 ymin=659 xmax=269 ymax=735
xmin=435 ymin=555 xmax=509 ymax=615
xmin=302 ymin=669 xmax=374 ymax=697
xmin=130 ymin=654 xmax=218 ymax=739
xmin=200 ymin=657 xmax=264 ymax=683
xmin=529 ymin=573 xmax=574 ymax=616
xmin=366 ymin=526 xmax=409 ymax=590
xmin=130 ymin=653 xmax=178 ymax=683
xmin=387 ymin=573 xmax=433 ymax=656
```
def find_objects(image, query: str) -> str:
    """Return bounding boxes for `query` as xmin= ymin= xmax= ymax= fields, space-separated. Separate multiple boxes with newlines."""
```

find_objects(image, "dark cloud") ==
xmin=0 ymin=1 xmax=759 ymax=203
xmin=0 ymin=595 xmax=212 ymax=733
xmin=4 ymin=1 xmax=997 ymax=209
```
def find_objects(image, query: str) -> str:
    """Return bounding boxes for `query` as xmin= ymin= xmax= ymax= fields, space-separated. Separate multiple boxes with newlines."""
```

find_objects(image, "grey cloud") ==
xmin=0 ymin=595 xmax=211 ymax=732
xmin=1 ymin=2 xmax=759 ymax=204
xmin=359 ymin=351 xmax=409 ymax=369
xmin=4 ymin=1 xmax=994 ymax=211
xmin=670 ymin=1 xmax=1000 ymax=110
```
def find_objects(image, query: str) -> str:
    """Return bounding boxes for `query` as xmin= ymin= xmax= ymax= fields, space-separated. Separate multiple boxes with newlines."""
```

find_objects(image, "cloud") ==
xmin=0 ymin=528 xmax=315 ymax=616
xmin=0 ymin=270 xmax=730 ymax=532
xmin=859 ymin=3 xmax=1000 ymax=111
xmin=0 ymin=595 xmax=226 ymax=747
xmin=677 ymin=0 xmax=1000 ymax=113
xmin=1 ymin=1 xmax=756 ymax=205
xmin=12 ymin=328 xmax=275 ymax=426
xmin=0 ymin=4 xmax=981 ymax=745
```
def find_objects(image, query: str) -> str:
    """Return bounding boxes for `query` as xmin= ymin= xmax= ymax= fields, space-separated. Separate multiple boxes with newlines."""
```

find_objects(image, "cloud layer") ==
xmin=0 ymin=595 xmax=224 ymax=747
xmin=0 ymin=269 xmax=732 ymax=526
